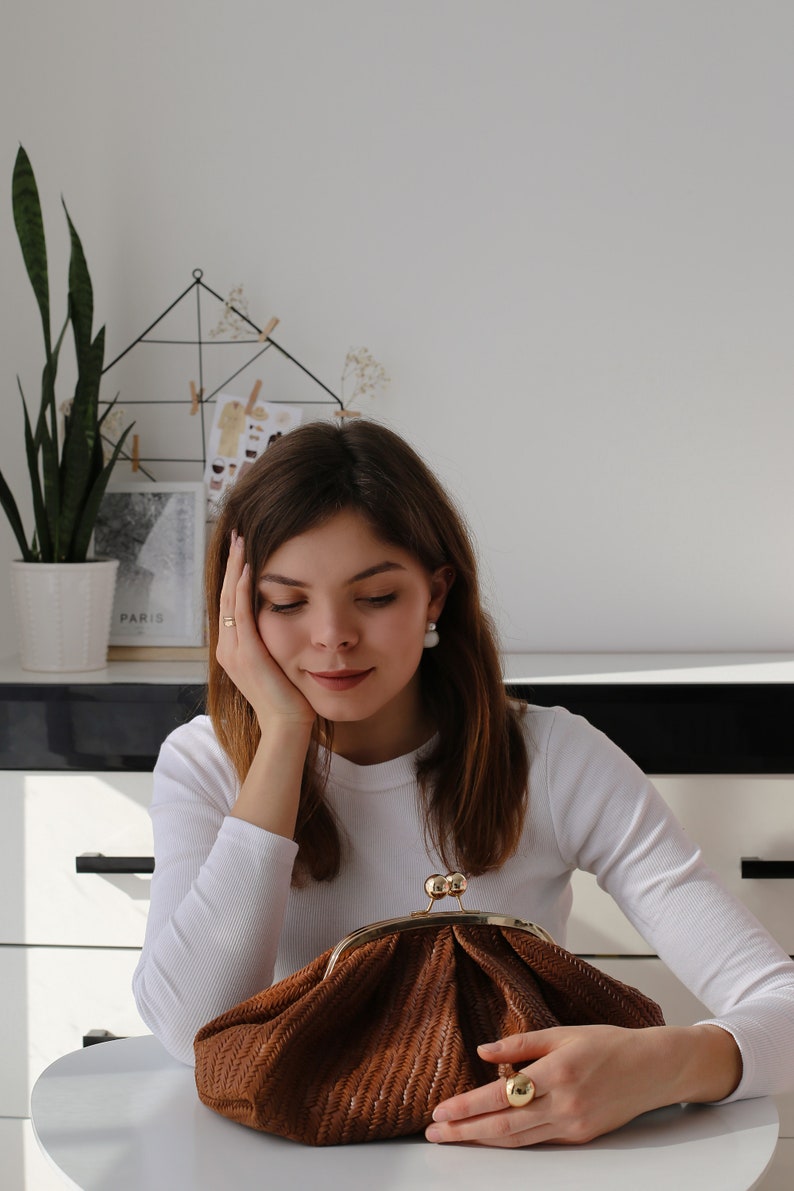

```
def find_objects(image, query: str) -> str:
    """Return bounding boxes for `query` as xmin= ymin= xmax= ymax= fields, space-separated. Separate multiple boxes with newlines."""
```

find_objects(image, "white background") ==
xmin=0 ymin=1 xmax=792 ymax=655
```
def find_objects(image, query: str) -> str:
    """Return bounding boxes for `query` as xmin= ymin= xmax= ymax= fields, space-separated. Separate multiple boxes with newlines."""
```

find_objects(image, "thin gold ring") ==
xmin=505 ymin=1072 xmax=536 ymax=1108
xmin=222 ymin=616 xmax=237 ymax=628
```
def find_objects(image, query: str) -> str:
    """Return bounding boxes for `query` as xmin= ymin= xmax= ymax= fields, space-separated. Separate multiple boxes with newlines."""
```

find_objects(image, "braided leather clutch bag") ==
xmin=194 ymin=874 xmax=664 ymax=1145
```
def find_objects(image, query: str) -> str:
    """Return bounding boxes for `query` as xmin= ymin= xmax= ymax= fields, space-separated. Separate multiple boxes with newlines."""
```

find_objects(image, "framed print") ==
xmin=95 ymin=482 xmax=206 ymax=646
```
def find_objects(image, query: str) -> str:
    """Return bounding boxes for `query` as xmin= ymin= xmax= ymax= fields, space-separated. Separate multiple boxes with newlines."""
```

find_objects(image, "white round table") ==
xmin=31 ymin=1035 xmax=779 ymax=1190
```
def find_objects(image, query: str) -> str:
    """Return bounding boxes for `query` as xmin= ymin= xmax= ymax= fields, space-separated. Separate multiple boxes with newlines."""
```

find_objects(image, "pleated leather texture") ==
xmin=194 ymin=924 xmax=664 ymax=1145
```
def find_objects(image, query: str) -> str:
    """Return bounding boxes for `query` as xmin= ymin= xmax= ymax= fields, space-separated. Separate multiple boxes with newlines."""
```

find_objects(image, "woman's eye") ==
xmin=362 ymin=593 xmax=397 ymax=607
xmin=266 ymin=601 xmax=305 ymax=614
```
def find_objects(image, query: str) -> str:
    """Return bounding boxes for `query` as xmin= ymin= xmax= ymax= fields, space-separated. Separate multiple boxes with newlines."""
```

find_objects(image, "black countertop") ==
xmin=0 ymin=683 xmax=206 ymax=771
xmin=0 ymin=679 xmax=792 ymax=773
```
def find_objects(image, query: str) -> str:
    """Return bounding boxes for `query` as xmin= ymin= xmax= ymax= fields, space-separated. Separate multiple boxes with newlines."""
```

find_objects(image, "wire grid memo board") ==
xmin=101 ymin=269 xmax=347 ymax=483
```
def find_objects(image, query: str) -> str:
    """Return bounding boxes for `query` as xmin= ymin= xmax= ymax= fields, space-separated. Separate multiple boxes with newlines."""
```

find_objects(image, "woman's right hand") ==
xmin=216 ymin=532 xmax=316 ymax=731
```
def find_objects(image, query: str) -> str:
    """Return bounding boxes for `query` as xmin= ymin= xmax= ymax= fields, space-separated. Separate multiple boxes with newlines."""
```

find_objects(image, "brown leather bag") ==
xmin=194 ymin=874 xmax=664 ymax=1145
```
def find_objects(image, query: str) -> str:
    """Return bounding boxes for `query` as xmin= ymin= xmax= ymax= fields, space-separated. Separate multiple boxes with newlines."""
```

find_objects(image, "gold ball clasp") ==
xmin=419 ymin=872 xmax=469 ymax=914
xmin=424 ymin=874 xmax=451 ymax=901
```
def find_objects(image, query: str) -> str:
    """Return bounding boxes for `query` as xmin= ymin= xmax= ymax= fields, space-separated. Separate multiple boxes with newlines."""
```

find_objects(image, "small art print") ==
xmin=203 ymin=392 xmax=302 ymax=517
xmin=95 ymin=482 xmax=206 ymax=646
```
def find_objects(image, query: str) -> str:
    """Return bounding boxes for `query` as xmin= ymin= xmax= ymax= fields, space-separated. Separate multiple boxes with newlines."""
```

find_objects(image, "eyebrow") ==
xmin=259 ymin=562 xmax=406 ymax=588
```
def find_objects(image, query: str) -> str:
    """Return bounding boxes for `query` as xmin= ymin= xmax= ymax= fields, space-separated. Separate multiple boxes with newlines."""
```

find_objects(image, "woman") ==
xmin=133 ymin=419 xmax=794 ymax=1148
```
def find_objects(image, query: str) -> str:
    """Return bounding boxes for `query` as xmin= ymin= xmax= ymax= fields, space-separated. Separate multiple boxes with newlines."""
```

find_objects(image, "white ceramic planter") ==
xmin=10 ymin=559 xmax=119 ymax=673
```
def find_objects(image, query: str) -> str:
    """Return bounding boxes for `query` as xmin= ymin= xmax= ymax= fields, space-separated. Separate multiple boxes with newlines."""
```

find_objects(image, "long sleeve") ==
xmin=132 ymin=717 xmax=298 ymax=1063
xmin=543 ymin=707 xmax=794 ymax=1102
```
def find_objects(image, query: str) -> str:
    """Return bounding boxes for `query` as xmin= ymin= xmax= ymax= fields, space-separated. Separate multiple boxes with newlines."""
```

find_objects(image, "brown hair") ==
xmin=206 ymin=419 xmax=528 ymax=883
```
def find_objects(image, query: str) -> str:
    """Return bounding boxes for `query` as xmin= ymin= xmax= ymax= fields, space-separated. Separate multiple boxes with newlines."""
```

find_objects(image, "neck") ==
xmin=326 ymin=679 xmax=434 ymax=765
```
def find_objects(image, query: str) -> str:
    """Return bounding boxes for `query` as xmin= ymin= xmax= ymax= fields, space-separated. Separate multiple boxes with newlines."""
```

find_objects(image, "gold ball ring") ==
xmin=222 ymin=616 xmax=237 ymax=628
xmin=505 ymin=1072 xmax=536 ymax=1108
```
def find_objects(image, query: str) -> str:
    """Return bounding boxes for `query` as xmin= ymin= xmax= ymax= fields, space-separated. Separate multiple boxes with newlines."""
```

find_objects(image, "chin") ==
xmin=306 ymin=695 xmax=378 ymax=723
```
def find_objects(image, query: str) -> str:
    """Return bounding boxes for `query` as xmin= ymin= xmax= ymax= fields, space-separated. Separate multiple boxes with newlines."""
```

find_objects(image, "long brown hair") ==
xmin=206 ymin=420 xmax=528 ymax=883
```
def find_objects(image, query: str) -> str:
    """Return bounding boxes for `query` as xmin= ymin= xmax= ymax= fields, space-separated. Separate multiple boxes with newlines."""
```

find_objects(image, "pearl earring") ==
xmin=423 ymin=621 xmax=440 ymax=649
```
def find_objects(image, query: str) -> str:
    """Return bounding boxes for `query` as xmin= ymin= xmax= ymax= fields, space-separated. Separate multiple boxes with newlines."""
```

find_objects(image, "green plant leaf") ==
xmin=0 ymin=467 xmax=34 ymax=561
xmin=12 ymin=146 xmax=51 ymax=355
xmin=32 ymin=323 xmax=65 ymax=533
xmin=6 ymin=151 xmax=130 ymax=564
xmin=58 ymin=409 xmax=95 ymax=556
xmin=30 ymin=315 xmax=67 ymax=551
xmin=21 ymin=384 xmax=52 ymax=562
xmin=59 ymin=327 xmax=105 ymax=557
xmin=70 ymin=421 xmax=135 ymax=561
xmin=69 ymin=324 xmax=104 ymax=434
xmin=64 ymin=202 xmax=93 ymax=362
xmin=97 ymin=390 xmax=122 ymax=431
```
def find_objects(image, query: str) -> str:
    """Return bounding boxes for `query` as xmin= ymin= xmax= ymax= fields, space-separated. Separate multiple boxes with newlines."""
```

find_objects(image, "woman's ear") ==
xmin=428 ymin=566 xmax=455 ymax=620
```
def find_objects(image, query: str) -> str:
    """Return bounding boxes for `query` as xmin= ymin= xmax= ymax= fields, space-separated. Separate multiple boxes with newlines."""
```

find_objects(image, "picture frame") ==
xmin=94 ymin=481 xmax=206 ymax=647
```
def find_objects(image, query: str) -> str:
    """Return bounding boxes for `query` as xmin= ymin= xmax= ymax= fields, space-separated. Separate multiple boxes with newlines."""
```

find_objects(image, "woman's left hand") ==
xmin=425 ymin=1023 xmax=740 ymax=1148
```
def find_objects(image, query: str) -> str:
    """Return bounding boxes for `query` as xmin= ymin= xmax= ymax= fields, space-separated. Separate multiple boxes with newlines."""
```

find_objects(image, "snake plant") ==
xmin=0 ymin=146 xmax=132 ymax=562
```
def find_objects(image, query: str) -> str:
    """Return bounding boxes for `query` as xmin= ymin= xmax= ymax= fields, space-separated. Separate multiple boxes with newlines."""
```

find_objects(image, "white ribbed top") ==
xmin=132 ymin=706 xmax=794 ymax=1105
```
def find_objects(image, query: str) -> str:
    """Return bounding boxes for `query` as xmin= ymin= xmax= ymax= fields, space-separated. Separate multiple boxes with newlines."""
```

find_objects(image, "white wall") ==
xmin=1 ymin=0 xmax=792 ymax=655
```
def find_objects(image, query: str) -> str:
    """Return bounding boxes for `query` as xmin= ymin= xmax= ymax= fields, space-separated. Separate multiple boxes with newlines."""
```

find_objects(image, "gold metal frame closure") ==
xmin=322 ymin=911 xmax=555 ymax=979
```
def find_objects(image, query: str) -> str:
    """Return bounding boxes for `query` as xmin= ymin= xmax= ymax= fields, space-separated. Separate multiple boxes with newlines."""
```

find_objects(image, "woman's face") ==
xmin=255 ymin=508 xmax=452 ymax=761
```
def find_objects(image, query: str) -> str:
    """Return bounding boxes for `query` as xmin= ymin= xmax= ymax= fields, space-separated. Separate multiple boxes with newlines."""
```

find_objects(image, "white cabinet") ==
xmin=657 ymin=775 xmax=794 ymax=951
xmin=0 ymin=772 xmax=153 ymax=1121
xmin=2 ymin=945 xmax=147 ymax=1117
xmin=0 ymin=665 xmax=202 ymax=1189
xmin=0 ymin=771 xmax=154 ymax=947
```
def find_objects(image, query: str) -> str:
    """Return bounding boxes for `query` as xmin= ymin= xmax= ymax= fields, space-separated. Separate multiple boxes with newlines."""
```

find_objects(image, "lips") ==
xmin=307 ymin=668 xmax=374 ymax=692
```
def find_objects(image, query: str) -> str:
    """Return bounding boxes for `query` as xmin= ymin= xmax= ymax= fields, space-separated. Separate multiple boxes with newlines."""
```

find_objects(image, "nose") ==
xmin=311 ymin=606 xmax=359 ymax=651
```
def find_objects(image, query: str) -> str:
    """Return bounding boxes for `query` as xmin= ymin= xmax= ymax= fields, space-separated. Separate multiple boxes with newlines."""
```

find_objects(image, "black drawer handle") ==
xmin=76 ymin=853 xmax=155 ymax=874
xmin=741 ymin=857 xmax=794 ymax=879
xmin=83 ymin=1029 xmax=124 ymax=1047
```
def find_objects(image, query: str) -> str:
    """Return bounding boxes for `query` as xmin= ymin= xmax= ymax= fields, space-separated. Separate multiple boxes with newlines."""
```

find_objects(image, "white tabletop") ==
xmin=501 ymin=652 xmax=794 ymax=684
xmin=2 ymin=651 xmax=794 ymax=686
xmin=31 ymin=1035 xmax=778 ymax=1191
xmin=0 ymin=655 xmax=209 ymax=685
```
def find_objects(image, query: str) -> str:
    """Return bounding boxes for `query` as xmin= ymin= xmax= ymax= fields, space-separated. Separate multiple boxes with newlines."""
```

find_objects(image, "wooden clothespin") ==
xmin=189 ymin=381 xmax=203 ymax=416
xmin=132 ymin=434 xmax=140 ymax=473
xmin=334 ymin=408 xmax=362 ymax=419
xmin=258 ymin=316 xmax=280 ymax=343
xmin=245 ymin=379 xmax=263 ymax=416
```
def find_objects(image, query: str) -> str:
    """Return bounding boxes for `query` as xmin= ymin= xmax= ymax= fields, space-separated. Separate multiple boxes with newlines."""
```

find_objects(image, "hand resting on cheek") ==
xmin=216 ymin=530 xmax=317 ymax=732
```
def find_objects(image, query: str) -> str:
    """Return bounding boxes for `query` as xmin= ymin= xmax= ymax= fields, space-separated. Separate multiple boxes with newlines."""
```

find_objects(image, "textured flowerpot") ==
xmin=11 ymin=559 xmax=119 ymax=673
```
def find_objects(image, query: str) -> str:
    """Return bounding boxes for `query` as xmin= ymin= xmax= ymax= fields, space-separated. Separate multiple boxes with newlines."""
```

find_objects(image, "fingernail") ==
xmin=478 ymin=1040 xmax=502 ymax=1053
xmin=432 ymin=1108 xmax=449 ymax=1122
xmin=242 ymin=563 xmax=250 ymax=577
xmin=425 ymin=1126 xmax=441 ymax=1143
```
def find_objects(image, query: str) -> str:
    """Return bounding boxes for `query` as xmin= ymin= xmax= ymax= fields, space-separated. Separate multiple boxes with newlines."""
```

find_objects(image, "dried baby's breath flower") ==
xmin=209 ymin=285 xmax=252 ymax=340
xmin=340 ymin=347 xmax=390 ymax=409
xmin=99 ymin=405 xmax=129 ymax=464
